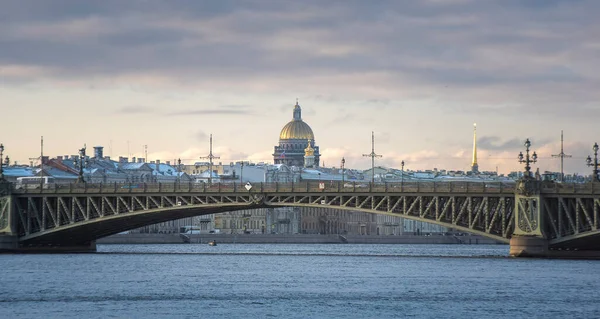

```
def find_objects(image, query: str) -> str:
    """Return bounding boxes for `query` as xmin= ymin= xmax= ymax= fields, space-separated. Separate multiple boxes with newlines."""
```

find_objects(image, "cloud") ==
xmin=478 ymin=136 xmax=521 ymax=151
xmin=166 ymin=109 xmax=253 ymax=116
xmin=3 ymin=1 xmax=600 ymax=175
xmin=115 ymin=105 xmax=156 ymax=114
xmin=115 ymin=105 xmax=254 ymax=117
xmin=3 ymin=1 xmax=597 ymax=104
xmin=326 ymin=113 xmax=357 ymax=126
xmin=194 ymin=131 xmax=208 ymax=142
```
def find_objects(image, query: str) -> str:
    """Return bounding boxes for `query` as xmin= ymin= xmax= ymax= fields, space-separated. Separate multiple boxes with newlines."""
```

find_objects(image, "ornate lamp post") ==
xmin=341 ymin=157 xmax=346 ymax=184
xmin=240 ymin=161 xmax=245 ymax=184
xmin=177 ymin=158 xmax=182 ymax=186
xmin=76 ymin=146 xmax=87 ymax=183
xmin=401 ymin=160 xmax=405 ymax=184
xmin=586 ymin=142 xmax=599 ymax=182
xmin=518 ymin=138 xmax=537 ymax=179
xmin=0 ymin=143 xmax=5 ymax=181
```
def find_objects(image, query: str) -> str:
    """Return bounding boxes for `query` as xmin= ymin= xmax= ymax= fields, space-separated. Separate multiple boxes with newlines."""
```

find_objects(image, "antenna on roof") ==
xmin=199 ymin=134 xmax=220 ymax=185
xmin=363 ymin=131 xmax=382 ymax=184
xmin=144 ymin=145 xmax=148 ymax=163
xmin=551 ymin=130 xmax=572 ymax=182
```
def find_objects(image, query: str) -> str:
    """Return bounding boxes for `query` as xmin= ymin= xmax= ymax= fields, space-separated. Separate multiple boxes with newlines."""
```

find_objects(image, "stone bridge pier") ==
xmin=509 ymin=179 xmax=600 ymax=258
xmin=0 ymin=195 xmax=18 ymax=251
xmin=509 ymin=178 xmax=547 ymax=257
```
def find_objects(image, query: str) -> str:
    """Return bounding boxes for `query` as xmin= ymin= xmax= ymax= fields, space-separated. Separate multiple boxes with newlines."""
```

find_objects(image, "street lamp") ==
xmin=401 ymin=160 xmax=405 ymax=184
xmin=177 ymin=158 xmax=182 ymax=186
xmin=240 ymin=161 xmax=245 ymax=184
xmin=76 ymin=145 xmax=87 ymax=183
xmin=518 ymin=138 xmax=537 ymax=179
xmin=341 ymin=157 xmax=346 ymax=184
xmin=0 ymin=143 xmax=5 ymax=181
xmin=586 ymin=142 xmax=599 ymax=182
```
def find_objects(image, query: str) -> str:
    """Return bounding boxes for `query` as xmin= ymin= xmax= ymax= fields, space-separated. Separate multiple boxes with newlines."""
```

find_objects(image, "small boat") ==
xmin=208 ymin=240 xmax=217 ymax=246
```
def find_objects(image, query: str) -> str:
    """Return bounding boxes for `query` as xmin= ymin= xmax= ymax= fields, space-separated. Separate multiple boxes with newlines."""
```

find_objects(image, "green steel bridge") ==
xmin=1 ymin=180 xmax=599 ymax=257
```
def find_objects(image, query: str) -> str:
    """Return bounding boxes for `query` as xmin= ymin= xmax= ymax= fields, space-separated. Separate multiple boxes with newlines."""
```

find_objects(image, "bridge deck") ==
xmin=4 ymin=181 xmax=599 ymax=252
xmin=8 ymin=181 xmax=599 ymax=196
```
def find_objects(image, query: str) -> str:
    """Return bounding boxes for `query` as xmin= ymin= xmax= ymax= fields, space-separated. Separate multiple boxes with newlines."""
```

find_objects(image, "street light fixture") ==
xmin=76 ymin=145 xmax=87 ymax=183
xmin=518 ymin=138 xmax=537 ymax=179
xmin=177 ymin=158 xmax=182 ymax=186
xmin=240 ymin=161 xmax=245 ymax=184
xmin=586 ymin=142 xmax=599 ymax=182
xmin=341 ymin=157 xmax=346 ymax=184
xmin=401 ymin=160 xmax=405 ymax=184
xmin=0 ymin=143 xmax=5 ymax=181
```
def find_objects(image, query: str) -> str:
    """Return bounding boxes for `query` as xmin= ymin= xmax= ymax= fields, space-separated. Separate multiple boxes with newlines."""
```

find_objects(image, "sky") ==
xmin=1 ymin=0 xmax=599 ymax=175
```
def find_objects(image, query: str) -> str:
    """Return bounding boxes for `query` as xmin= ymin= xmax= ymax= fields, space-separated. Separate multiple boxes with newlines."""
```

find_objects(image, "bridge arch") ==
xmin=13 ymin=191 xmax=515 ymax=247
xmin=7 ymin=180 xmax=600 ymax=256
xmin=17 ymin=201 xmax=265 ymax=247
xmin=275 ymin=203 xmax=510 ymax=243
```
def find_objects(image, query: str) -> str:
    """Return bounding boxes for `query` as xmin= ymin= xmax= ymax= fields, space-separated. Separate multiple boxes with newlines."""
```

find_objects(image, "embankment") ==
xmin=97 ymin=233 xmax=503 ymax=245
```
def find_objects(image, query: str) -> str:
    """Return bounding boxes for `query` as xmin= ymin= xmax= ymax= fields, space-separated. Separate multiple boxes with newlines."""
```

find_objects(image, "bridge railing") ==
xmin=8 ymin=180 xmax=521 ymax=195
xmin=9 ymin=180 xmax=600 ymax=195
xmin=540 ymin=181 xmax=599 ymax=195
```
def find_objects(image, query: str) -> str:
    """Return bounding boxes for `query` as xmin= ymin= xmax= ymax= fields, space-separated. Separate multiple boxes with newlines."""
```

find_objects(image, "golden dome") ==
xmin=279 ymin=101 xmax=315 ymax=140
xmin=279 ymin=120 xmax=315 ymax=140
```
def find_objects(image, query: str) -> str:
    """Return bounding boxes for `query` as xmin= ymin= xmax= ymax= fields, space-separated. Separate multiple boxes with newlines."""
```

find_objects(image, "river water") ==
xmin=1 ymin=244 xmax=599 ymax=318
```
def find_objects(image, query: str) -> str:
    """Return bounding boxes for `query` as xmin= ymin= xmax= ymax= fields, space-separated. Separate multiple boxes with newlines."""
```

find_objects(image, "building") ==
xmin=362 ymin=166 xmax=390 ymax=183
xmin=181 ymin=162 xmax=225 ymax=177
xmin=265 ymin=164 xmax=298 ymax=183
xmin=376 ymin=214 xmax=403 ymax=235
xmin=267 ymin=207 xmax=301 ymax=234
xmin=1 ymin=166 xmax=34 ymax=182
xmin=273 ymin=101 xmax=321 ymax=167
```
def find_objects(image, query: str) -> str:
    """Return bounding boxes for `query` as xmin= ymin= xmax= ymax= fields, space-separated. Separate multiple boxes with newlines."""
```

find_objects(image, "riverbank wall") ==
xmin=97 ymin=233 xmax=503 ymax=245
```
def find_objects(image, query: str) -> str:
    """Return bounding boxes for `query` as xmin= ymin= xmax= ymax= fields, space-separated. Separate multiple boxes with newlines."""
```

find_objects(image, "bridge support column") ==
xmin=0 ymin=235 xmax=19 ymax=251
xmin=509 ymin=236 xmax=548 ymax=257
xmin=0 ymin=195 xmax=19 ymax=252
xmin=510 ymin=179 xmax=549 ymax=258
xmin=0 ymin=194 xmax=35 ymax=252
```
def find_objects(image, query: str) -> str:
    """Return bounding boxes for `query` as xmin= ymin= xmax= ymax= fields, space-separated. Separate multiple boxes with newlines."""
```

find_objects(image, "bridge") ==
xmin=1 ymin=179 xmax=599 ymax=257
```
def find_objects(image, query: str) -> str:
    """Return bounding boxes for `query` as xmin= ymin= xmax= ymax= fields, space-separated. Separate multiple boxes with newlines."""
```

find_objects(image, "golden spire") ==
xmin=304 ymin=139 xmax=315 ymax=157
xmin=471 ymin=123 xmax=479 ymax=173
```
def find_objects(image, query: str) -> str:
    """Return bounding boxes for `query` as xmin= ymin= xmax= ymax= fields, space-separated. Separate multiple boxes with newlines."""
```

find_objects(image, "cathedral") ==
xmin=273 ymin=101 xmax=321 ymax=167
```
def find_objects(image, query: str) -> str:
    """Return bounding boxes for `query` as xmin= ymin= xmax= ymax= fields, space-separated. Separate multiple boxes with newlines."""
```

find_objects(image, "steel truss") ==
xmin=542 ymin=196 xmax=600 ymax=247
xmin=12 ymin=191 xmax=515 ymax=244
xmin=265 ymin=193 xmax=514 ymax=243
xmin=14 ymin=193 xmax=259 ymax=244
xmin=7 ymin=180 xmax=600 ymax=249
xmin=0 ymin=196 xmax=11 ymax=233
